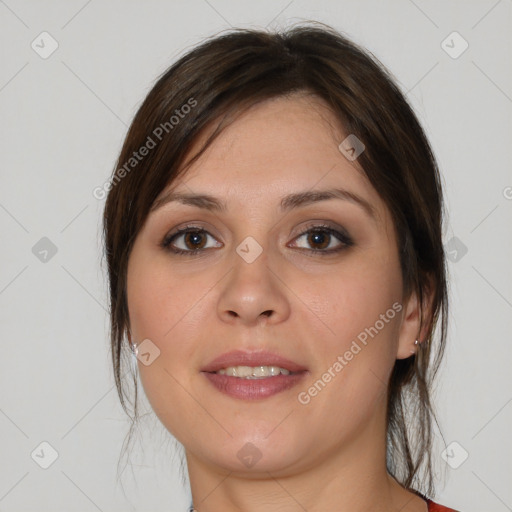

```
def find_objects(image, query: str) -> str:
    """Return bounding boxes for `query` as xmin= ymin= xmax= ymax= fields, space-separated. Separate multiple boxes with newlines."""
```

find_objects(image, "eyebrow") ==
xmin=151 ymin=188 xmax=377 ymax=221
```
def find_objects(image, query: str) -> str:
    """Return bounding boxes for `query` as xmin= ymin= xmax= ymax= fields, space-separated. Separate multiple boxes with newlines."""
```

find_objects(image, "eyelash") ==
xmin=161 ymin=223 xmax=354 ymax=256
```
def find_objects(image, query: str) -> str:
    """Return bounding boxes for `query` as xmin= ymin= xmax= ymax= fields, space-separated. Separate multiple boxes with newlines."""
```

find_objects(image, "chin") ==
xmin=206 ymin=448 xmax=302 ymax=476
xmin=191 ymin=429 xmax=306 ymax=475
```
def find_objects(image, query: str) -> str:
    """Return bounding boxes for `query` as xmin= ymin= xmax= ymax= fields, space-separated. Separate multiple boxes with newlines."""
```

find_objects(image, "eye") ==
xmin=161 ymin=226 xmax=222 ymax=255
xmin=161 ymin=223 xmax=353 ymax=256
xmin=290 ymin=224 xmax=353 ymax=254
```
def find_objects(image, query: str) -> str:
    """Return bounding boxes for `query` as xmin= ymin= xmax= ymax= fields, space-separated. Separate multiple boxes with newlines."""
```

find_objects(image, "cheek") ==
xmin=298 ymin=250 xmax=402 ymax=346
xmin=294 ymin=249 xmax=402 ymax=409
xmin=127 ymin=252 xmax=208 ymax=344
xmin=126 ymin=254 xmax=212 ymax=439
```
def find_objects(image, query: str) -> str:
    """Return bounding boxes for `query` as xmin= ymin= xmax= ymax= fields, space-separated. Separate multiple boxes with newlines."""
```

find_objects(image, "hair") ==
xmin=103 ymin=21 xmax=449 ymax=497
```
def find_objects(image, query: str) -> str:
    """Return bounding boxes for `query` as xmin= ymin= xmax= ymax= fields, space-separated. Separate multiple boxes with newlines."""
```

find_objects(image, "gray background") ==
xmin=1 ymin=0 xmax=511 ymax=510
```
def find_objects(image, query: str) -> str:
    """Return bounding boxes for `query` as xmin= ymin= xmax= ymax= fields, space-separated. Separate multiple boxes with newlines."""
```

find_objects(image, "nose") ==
xmin=216 ymin=249 xmax=291 ymax=327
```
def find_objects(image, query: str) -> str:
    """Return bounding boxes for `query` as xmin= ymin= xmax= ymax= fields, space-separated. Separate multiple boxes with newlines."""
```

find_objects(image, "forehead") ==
xmin=155 ymin=95 xmax=387 ymax=225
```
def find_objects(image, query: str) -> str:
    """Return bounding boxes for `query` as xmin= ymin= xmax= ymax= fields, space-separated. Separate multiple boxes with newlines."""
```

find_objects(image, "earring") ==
xmin=130 ymin=342 xmax=139 ymax=371
xmin=414 ymin=339 xmax=419 ymax=346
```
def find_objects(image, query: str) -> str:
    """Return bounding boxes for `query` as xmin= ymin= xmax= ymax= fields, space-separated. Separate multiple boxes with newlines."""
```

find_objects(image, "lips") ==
xmin=201 ymin=350 xmax=308 ymax=373
xmin=200 ymin=350 xmax=309 ymax=400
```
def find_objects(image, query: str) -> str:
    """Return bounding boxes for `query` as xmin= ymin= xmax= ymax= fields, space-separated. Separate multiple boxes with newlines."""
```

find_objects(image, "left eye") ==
xmin=290 ymin=227 xmax=352 ymax=253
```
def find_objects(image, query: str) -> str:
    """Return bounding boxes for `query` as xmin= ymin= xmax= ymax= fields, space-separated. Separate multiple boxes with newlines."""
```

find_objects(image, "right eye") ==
xmin=161 ymin=226 xmax=223 ymax=255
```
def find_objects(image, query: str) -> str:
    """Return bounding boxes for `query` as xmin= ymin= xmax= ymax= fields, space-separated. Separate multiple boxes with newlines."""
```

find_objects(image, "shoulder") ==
xmin=427 ymin=498 xmax=461 ymax=512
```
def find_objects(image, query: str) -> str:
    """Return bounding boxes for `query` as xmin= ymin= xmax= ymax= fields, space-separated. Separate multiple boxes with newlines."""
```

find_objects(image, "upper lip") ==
xmin=201 ymin=350 xmax=308 ymax=373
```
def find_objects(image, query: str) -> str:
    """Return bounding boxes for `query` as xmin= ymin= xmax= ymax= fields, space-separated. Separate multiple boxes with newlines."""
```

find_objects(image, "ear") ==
xmin=396 ymin=281 xmax=434 ymax=360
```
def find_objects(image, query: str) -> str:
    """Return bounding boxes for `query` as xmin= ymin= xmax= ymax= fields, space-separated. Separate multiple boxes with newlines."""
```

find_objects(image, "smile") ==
xmin=200 ymin=349 xmax=309 ymax=399
xmin=214 ymin=365 xmax=294 ymax=378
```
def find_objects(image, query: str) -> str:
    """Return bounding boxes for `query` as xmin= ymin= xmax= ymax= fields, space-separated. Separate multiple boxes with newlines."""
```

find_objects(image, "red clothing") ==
xmin=427 ymin=498 xmax=459 ymax=511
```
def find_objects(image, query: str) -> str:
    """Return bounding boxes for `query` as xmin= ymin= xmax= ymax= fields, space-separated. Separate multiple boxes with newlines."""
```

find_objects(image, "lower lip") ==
xmin=202 ymin=371 xmax=308 ymax=400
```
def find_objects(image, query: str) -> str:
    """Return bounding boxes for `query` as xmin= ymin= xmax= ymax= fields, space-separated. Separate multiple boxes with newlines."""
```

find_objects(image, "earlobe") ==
xmin=127 ymin=330 xmax=136 ymax=352
xmin=396 ymin=287 xmax=432 ymax=360
xmin=409 ymin=338 xmax=420 ymax=355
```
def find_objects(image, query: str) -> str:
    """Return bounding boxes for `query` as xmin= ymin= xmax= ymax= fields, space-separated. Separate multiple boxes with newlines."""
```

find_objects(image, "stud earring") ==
xmin=130 ymin=342 xmax=139 ymax=371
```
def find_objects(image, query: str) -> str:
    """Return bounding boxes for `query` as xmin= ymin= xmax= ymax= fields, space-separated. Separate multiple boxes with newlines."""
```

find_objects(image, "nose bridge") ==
xmin=217 ymin=237 xmax=289 ymax=325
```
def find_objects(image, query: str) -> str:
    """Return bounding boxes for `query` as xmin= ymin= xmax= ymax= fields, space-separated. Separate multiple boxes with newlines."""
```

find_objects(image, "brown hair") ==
xmin=103 ymin=21 xmax=448 ymax=496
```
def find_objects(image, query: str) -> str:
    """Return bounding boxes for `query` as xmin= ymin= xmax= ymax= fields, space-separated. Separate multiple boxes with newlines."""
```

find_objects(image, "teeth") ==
xmin=216 ymin=365 xmax=292 ymax=378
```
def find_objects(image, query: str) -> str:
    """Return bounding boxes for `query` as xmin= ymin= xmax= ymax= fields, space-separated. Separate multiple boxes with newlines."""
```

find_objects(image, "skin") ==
xmin=126 ymin=94 xmax=432 ymax=512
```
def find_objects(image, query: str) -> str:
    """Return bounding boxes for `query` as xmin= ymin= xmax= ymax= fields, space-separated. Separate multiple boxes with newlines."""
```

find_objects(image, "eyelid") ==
xmin=290 ymin=220 xmax=350 ymax=238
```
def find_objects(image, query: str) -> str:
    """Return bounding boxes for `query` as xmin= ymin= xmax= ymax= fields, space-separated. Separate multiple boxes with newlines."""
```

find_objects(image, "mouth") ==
xmin=201 ymin=350 xmax=308 ymax=400
xmin=213 ymin=365 xmax=297 ymax=378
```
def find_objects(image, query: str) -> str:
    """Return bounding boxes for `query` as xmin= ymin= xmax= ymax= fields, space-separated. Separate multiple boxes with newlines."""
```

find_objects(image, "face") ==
xmin=126 ymin=94 xmax=419 ymax=476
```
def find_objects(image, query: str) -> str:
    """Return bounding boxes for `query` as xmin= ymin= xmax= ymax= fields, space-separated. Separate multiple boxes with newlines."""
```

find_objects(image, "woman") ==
xmin=103 ymin=23 xmax=460 ymax=511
